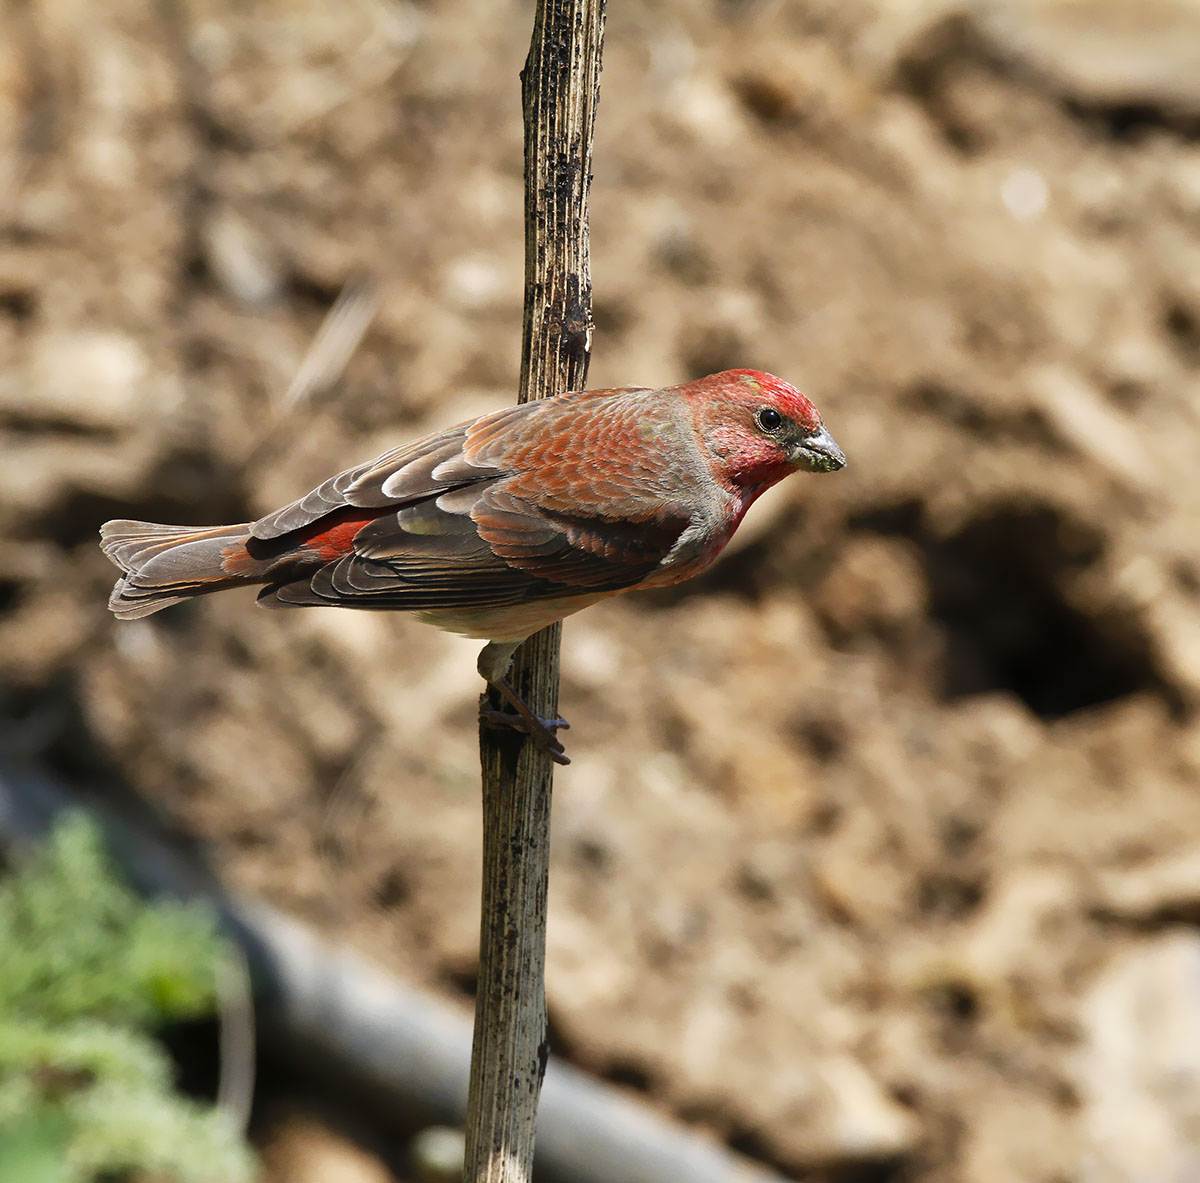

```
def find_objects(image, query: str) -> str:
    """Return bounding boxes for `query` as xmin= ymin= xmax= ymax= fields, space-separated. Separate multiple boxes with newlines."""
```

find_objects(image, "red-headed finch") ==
xmin=102 ymin=369 xmax=845 ymax=762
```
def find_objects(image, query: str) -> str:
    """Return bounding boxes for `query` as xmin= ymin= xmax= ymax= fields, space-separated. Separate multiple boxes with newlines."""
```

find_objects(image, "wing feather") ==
xmin=251 ymin=423 xmax=496 ymax=540
xmin=252 ymin=386 xmax=713 ymax=613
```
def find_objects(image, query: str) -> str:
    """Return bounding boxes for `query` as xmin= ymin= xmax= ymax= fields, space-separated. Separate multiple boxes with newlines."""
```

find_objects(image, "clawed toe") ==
xmin=479 ymin=706 xmax=571 ymax=764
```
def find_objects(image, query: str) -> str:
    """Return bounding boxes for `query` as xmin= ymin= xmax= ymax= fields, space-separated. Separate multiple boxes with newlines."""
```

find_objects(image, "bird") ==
xmin=101 ymin=369 xmax=845 ymax=763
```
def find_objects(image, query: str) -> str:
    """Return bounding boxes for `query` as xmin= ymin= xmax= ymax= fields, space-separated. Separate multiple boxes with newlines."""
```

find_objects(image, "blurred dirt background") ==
xmin=4 ymin=0 xmax=1200 ymax=1180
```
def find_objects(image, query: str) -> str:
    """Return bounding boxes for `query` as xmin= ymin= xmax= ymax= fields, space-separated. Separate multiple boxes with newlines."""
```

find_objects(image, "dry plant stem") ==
xmin=467 ymin=2 xmax=607 ymax=1182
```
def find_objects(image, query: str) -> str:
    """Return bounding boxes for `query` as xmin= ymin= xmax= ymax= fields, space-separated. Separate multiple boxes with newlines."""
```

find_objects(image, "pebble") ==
xmin=1076 ymin=934 xmax=1200 ymax=1183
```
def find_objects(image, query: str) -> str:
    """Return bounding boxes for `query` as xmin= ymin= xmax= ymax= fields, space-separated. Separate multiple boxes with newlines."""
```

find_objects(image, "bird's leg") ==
xmin=477 ymin=640 xmax=571 ymax=765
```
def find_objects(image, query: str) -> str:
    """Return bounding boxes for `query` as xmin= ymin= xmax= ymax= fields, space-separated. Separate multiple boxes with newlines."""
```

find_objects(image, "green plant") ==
xmin=0 ymin=813 xmax=255 ymax=1183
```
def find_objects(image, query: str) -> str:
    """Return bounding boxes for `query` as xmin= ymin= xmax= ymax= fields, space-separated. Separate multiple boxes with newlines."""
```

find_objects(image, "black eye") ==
xmin=756 ymin=407 xmax=783 ymax=432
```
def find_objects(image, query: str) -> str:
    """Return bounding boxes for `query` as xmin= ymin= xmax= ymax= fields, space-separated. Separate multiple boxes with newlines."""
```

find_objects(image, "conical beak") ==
xmin=792 ymin=425 xmax=846 ymax=473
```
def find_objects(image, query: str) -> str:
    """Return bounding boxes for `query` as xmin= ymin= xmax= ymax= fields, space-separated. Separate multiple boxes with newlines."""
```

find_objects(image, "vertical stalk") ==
xmin=465 ymin=2 xmax=608 ymax=1181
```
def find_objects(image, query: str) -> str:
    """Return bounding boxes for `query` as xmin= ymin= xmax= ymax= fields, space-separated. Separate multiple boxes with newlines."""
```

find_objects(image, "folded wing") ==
xmin=256 ymin=391 xmax=703 ymax=611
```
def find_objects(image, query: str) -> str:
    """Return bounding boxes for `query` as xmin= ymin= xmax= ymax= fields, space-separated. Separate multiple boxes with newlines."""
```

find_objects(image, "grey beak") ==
xmin=793 ymin=425 xmax=846 ymax=473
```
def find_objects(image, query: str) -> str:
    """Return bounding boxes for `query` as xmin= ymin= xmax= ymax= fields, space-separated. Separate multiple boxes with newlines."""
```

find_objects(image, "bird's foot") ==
xmin=479 ymin=708 xmax=571 ymax=764
xmin=480 ymin=678 xmax=571 ymax=765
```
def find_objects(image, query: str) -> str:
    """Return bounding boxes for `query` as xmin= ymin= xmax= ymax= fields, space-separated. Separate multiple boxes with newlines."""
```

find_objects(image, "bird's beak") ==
xmin=791 ymin=425 xmax=846 ymax=473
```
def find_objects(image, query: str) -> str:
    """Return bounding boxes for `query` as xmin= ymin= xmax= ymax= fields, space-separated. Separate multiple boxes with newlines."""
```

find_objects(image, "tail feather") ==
xmin=101 ymin=520 xmax=256 ymax=619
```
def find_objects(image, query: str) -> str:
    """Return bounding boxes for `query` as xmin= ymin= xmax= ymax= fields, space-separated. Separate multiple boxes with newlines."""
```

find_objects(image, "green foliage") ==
xmin=0 ymin=814 xmax=256 ymax=1183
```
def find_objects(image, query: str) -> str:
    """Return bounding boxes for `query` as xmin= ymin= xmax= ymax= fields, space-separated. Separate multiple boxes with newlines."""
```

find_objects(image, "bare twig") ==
xmin=239 ymin=275 xmax=380 ymax=475
xmin=278 ymin=275 xmax=379 ymax=413
xmin=467 ymin=3 xmax=607 ymax=1181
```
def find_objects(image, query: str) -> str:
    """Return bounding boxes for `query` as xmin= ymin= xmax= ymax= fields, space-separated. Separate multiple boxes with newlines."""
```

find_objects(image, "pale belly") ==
xmin=415 ymin=591 xmax=618 ymax=643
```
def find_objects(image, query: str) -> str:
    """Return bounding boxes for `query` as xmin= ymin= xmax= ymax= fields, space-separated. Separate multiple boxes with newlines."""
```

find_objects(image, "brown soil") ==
xmin=5 ymin=1 xmax=1200 ymax=1180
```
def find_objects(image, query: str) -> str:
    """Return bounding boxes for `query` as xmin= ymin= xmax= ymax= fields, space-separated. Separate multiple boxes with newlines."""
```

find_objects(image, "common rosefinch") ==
xmin=101 ymin=369 xmax=844 ymax=762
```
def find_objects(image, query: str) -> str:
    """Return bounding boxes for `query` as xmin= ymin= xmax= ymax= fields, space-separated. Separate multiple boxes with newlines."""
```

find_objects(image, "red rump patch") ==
xmin=228 ymin=507 xmax=388 ymax=578
xmin=298 ymin=509 xmax=382 ymax=561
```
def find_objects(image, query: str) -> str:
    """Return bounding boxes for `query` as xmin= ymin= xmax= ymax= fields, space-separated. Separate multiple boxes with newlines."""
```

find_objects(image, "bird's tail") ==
xmin=101 ymin=520 xmax=261 ymax=619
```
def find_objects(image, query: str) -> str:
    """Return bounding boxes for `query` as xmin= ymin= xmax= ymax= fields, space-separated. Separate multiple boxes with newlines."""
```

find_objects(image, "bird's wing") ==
xmin=264 ymin=477 xmax=690 ymax=610
xmin=255 ymin=389 xmax=709 ymax=610
xmin=250 ymin=423 xmax=489 ymax=540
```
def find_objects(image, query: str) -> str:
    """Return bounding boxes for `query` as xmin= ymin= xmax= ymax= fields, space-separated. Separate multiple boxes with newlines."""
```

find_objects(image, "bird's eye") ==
xmin=756 ymin=407 xmax=784 ymax=433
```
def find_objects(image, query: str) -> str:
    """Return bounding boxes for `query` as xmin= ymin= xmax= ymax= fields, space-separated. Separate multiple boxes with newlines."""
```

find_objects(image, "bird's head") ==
xmin=684 ymin=369 xmax=846 ymax=493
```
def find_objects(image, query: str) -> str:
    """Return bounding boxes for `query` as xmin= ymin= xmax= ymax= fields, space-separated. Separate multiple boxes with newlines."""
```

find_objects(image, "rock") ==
xmin=2 ymin=330 xmax=154 ymax=431
xmin=981 ymin=0 xmax=1200 ymax=117
xmin=816 ymin=1055 xmax=921 ymax=1163
xmin=1096 ymin=845 xmax=1200 ymax=922
xmin=883 ymin=0 xmax=1200 ymax=120
xmin=1075 ymin=934 xmax=1200 ymax=1183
